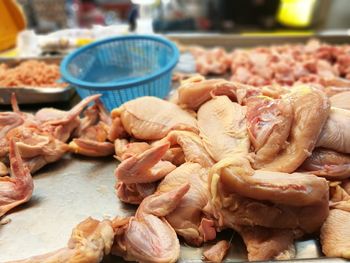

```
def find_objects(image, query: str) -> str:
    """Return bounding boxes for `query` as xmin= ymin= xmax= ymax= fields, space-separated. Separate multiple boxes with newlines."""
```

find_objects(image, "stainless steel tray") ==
xmin=0 ymin=57 xmax=75 ymax=105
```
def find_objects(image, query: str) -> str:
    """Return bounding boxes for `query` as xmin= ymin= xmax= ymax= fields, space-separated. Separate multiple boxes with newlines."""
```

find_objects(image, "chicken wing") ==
xmin=7 ymin=217 xmax=114 ymax=263
xmin=0 ymin=140 xmax=33 ymax=217
xmin=112 ymin=184 xmax=189 ymax=263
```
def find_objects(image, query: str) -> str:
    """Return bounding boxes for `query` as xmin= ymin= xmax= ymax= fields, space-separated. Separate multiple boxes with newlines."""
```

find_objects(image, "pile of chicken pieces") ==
xmin=2 ymin=74 xmax=350 ymax=262
xmin=187 ymin=40 xmax=350 ymax=96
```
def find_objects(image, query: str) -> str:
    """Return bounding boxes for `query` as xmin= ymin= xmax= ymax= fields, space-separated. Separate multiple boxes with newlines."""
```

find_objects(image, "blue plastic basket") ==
xmin=60 ymin=35 xmax=179 ymax=111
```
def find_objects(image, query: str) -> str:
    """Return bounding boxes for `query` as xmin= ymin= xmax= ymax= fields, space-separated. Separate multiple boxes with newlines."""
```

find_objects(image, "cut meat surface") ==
xmin=246 ymin=96 xmax=293 ymax=169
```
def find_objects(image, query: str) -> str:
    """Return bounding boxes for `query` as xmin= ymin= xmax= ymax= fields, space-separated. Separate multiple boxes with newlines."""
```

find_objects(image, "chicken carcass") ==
xmin=261 ymin=85 xmax=330 ymax=173
xmin=301 ymin=148 xmax=350 ymax=179
xmin=154 ymin=130 xmax=214 ymax=167
xmin=111 ymin=96 xmax=198 ymax=140
xmin=69 ymin=100 xmax=114 ymax=157
xmin=320 ymin=209 xmax=350 ymax=259
xmin=111 ymin=184 xmax=189 ymax=263
xmin=7 ymin=217 xmax=114 ymax=263
xmin=246 ymin=95 xmax=293 ymax=169
xmin=156 ymin=162 xmax=216 ymax=246
xmin=0 ymin=140 xmax=33 ymax=217
xmin=197 ymin=96 xmax=250 ymax=162
xmin=317 ymin=107 xmax=350 ymax=154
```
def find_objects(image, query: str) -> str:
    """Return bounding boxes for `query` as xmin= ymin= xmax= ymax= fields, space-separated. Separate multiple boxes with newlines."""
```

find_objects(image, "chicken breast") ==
xmin=198 ymin=96 xmax=250 ymax=162
xmin=321 ymin=209 xmax=350 ymax=259
xmin=112 ymin=96 xmax=198 ymax=140
xmin=262 ymin=85 xmax=330 ymax=173
xmin=317 ymin=107 xmax=350 ymax=154
xmin=246 ymin=96 xmax=293 ymax=169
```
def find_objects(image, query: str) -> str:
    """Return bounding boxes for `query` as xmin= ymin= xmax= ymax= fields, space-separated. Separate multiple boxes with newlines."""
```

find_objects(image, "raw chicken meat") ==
xmin=0 ymin=140 xmax=33 ymax=217
xmin=237 ymin=226 xmax=297 ymax=261
xmin=321 ymin=209 xmax=350 ymax=259
xmin=197 ymin=96 xmax=250 ymax=162
xmin=330 ymin=91 xmax=350 ymax=110
xmin=246 ymin=96 xmax=293 ymax=169
xmin=7 ymin=217 xmax=114 ymax=263
xmin=317 ymin=107 xmax=350 ymax=154
xmin=177 ymin=76 xmax=260 ymax=110
xmin=189 ymin=46 xmax=231 ymax=76
xmin=301 ymin=148 xmax=350 ymax=179
xmin=115 ymin=143 xmax=176 ymax=204
xmin=69 ymin=100 xmax=114 ymax=157
xmin=0 ymin=161 xmax=8 ymax=176
xmin=6 ymin=126 xmax=69 ymax=173
xmin=37 ymin=94 xmax=101 ymax=142
xmin=112 ymin=184 xmax=189 ymax=263
xmin=262 ymin=86 xmax=330 ymax=172
xmin=111 ymin=96 xmax=198 ymax=140
xmin=156 ymin=162 xmax=215 ymax=246
xmin=154 ymin=130 xmax=214 ymax=167
xmin=69 ymin=139 xmax=114 ymax=157
xmin=203 ymin=240 xmax=230 ymax=263
xmin=209 ymin=156 xmax=329 ymax=207
xmin=115 ymin=143 xmax=175 ymax=184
